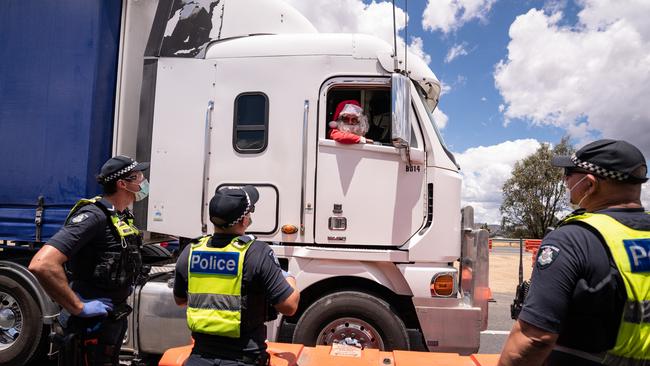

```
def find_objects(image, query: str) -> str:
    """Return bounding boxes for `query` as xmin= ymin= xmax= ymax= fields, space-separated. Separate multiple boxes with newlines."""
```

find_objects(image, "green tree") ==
xmin=500 ymin=137 xmax=573 ymax=238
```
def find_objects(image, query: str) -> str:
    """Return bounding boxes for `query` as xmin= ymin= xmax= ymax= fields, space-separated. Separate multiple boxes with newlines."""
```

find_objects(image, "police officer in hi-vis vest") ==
xmin=29 ymin=155 xmax=150 ymax=365
xmin=173 ymin=185 xmax=300 ymax=366
xmin=499 ymin=139 xmax=650 ymax=366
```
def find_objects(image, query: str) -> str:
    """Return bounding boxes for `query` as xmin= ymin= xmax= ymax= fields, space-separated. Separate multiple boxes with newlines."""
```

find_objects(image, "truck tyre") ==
xmin=0 ymin=275 xmax=44 ymax=366
xmin=141 ymin=243 xmax=174 ymax=265
xmin=292 ymin=291 xmax=409 ymax=351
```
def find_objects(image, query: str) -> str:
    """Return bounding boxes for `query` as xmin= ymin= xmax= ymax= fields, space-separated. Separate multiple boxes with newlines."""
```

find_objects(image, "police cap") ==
xmin=97 ymin=155 xmax=150 ymax=184
xmin=552 ymin=139 xmax=648 ymax=183
xmin=209 ymin=185 xmax=259 ymax=227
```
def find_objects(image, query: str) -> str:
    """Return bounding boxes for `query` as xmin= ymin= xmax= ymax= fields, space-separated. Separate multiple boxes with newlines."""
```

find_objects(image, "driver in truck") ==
xmin=173 ymin=185 xmax=300 ymax=366
xmin=328 ymin=100 xmax=374 ymax=144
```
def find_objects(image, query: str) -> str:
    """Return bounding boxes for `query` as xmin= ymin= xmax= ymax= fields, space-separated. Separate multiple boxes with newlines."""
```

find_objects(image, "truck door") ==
xmin=314 ymin=77 xmax=427 ymax=247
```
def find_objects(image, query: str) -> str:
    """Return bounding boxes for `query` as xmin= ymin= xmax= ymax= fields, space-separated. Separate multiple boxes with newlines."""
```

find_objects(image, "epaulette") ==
xmin=189 ymin=234 xmax=210 ymax=245
xmin=235 ymin=234 xmax=256 ymax=244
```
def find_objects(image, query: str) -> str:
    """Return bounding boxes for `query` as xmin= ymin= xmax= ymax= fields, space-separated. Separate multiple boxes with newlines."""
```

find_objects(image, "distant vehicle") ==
xmin=0 ymin=0 xmax=489 ymax=365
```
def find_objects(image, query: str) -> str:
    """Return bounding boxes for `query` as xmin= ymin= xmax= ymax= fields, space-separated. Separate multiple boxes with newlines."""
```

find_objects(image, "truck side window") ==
xmin=233 ymin=92 xmax=269 ymax=153
xmin=326 ymin=88 xmax=393 ymax=145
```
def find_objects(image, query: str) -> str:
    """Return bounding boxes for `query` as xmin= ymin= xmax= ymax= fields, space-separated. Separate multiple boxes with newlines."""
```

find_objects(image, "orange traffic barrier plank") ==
xmin=158 ymin=344 xmax=192 ymax=366
xmin=393 ymin=350 xmax=477 ymax=366
xmin=471 ymin=354 xmax=500 ymax=366
xmin=267 ymin=342 xmax=305 ymax=366
xmin=159 ymin=342 xmax=501 ymax=366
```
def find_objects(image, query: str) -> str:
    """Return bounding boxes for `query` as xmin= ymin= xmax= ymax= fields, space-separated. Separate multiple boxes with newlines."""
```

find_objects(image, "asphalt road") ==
xmin=478 ymin=244 xmax=530 ymax=355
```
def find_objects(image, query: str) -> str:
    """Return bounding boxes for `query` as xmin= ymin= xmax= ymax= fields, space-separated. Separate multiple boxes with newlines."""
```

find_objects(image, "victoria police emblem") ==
xmin=537 ymin=245 xmax=560 ymax=269
xmin=71 ymin=213 xmax=88 ymax=224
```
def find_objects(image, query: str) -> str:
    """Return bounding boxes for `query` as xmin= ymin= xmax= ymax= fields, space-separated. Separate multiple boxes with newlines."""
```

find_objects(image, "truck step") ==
xmin=158 ymin=342 xmax=500 ymax=366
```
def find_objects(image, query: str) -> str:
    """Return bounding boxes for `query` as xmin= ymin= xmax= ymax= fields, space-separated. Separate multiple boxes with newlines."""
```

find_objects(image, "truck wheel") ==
xmin=292 ymin=291 xmax=409 ymax=351
xmin=0 ymin=276 xmax=44 ymax=366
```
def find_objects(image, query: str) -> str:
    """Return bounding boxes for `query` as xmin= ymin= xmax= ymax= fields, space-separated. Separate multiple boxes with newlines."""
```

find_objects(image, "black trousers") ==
xmin=186 ymin=353 xmax=269 ymax=366
xmin=58 ymin=316 xmax=127 ymax=366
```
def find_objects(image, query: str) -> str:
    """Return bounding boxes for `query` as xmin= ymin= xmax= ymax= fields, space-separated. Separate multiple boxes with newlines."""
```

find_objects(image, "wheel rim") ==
xmin=0 ymin=291 xmax=22 ymax=351
xmin=317 ymin=317 xmax=384 ymax=350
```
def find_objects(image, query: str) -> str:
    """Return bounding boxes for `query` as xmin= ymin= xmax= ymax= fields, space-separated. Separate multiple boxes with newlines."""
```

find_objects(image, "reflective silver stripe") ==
xmin=188 ymin=293 xmax=241 ymax=311
xmin=553 ymin=345 xmax=605 ymax=363
xmin=623 ymin=300 xmax=650 ymax=324
xmin=604 ymin=353 xmax=649 ymax=366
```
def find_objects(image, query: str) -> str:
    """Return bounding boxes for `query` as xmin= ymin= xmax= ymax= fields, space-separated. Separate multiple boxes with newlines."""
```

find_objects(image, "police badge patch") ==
xmin=70 ymin=213 xmax=88 ymax=224
xmin=537 ymin=245 xmax=560 ymax=269
xmin=269 ymin=250 xmax=281 ymax=267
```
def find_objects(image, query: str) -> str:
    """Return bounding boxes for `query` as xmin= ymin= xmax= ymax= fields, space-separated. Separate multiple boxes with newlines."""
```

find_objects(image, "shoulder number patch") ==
xmin=70 ymin=213 xmax=89 ymax=224
xmin=623 ymin=238 xmax=650 ymax=273
xmin=190 ymin=251 xmax=239 ymax=275
xmin=537 ymin=245 xmax=560 ymax=269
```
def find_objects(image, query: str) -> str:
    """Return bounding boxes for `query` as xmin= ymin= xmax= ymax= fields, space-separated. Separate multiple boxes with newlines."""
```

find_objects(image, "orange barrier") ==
xmin=488 ymin=239 xmax=492 ymax=251
xmin=525 ymin=239 xmax=542 ymax=267
xmin=159 ymin=342 xmax=500 ymax=366
xmin=524 ymin=239 xmax=541 ymax=252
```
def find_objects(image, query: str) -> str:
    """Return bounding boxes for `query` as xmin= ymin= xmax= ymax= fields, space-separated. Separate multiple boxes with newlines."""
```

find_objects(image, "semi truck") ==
xmin=0 ymin=0 xmax=490 ymax=364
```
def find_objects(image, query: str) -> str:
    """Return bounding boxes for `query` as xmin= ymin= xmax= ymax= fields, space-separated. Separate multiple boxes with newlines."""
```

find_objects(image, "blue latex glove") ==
xmin=77 ymin=295 xmax=113 ymax=318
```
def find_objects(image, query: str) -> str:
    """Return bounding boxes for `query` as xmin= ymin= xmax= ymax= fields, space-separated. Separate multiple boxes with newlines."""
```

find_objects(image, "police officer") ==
xmin=173 ymin=185 xmax=300 ymax=366
xmin=499 ymin=139 xmax=650 ymax=365
xmin=29 ymin=155 xmax=149 ymax=366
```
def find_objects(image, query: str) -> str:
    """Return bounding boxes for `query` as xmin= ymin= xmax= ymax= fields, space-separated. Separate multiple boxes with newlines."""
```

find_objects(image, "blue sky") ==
xmin=287 ymin=0 xmax=650 ymax=224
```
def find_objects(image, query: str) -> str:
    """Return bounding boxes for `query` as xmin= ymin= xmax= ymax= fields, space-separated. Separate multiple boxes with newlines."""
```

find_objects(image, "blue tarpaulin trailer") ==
xmin=0 ymin=1 xmax=122 ymax=243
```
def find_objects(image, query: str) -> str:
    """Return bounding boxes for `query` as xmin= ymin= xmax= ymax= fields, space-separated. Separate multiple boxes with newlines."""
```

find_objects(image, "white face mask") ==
xmin=565 ymin=175 xmax=589 ymax=210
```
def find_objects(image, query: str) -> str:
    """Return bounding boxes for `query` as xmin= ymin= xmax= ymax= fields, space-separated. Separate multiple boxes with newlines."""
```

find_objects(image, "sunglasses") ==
xmin=123 ymin=171 xmax=144 ymax=181
xmin=564 ymin=168 xmax=605 ymax=181
xmin=340 ymin=115 xmax=359 ymax=123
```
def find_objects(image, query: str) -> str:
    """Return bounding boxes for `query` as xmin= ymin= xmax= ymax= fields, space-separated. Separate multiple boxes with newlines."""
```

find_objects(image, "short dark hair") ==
xmin=100 ymin=180 xmax=118 ymax=195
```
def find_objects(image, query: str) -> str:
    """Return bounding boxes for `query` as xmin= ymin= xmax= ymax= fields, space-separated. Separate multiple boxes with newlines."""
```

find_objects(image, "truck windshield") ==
xmin=414 ymin=83 xmax=459 ymax=169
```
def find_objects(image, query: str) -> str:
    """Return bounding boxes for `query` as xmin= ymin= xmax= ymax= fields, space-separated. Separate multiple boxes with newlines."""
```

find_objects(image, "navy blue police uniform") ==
xmin=45 ymin=155 xmax=148 ymax=366
xmin=520 ymin=208 xmax=650 ymax=365
xmin=48 ymin=198 xmax=143 ymax=365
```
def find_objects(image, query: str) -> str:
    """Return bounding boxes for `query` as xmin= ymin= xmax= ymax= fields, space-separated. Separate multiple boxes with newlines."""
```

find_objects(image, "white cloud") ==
xmin=445 ymin=43 xmax=469 ymax=63
xmin=494 ymin=1 xmax=650 ymax=157
xmin=455 ymin=139 xmax=542 ymax=224
xmin=285 ymin=0 xmax=431 ymax=64
xmin=422 ymin=0 xmax=497 ymax=34
xmin=408 ymin=36 xmax=432 ymax=65
xmin=481 ymin=97 xmax=487 ymax=102
xmin=433 ymin=108 xmax=449 ymax=129
xmin=440 ymin=81 xmax=452 ymax=96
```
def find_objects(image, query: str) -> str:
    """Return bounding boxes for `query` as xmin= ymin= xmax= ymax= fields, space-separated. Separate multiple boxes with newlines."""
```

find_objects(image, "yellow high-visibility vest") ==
xmin=186 ymin=234 xmax=254 ymax=338
xmin=67 ymin=196 xmax=139 ymax=238
xmin=563 ymin=212 xmax=650 ymax=364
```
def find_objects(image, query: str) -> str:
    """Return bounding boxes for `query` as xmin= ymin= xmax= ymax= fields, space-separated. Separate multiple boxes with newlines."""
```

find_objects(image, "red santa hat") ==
xmin=329 ymin=100 xmax=362 ymax=129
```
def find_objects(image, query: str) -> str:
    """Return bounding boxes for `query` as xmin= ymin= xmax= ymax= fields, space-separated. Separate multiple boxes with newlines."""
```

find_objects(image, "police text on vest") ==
xmin=190 ymin=251 xmax=239 ymax=275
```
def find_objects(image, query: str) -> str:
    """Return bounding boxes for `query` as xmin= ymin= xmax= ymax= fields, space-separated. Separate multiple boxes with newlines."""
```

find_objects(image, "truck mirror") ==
xmin=391 ymin=73 xmax=411 ymax=149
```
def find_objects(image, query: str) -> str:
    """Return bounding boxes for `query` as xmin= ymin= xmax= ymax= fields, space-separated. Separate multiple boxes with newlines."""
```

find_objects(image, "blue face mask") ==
xmin=131 ymin=179 xmax=149 ymax=201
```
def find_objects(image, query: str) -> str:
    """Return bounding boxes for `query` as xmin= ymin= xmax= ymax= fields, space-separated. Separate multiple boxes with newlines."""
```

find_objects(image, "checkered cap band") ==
xmin=223 ymin=189 xmax=253 ymax=227
xmin=101 ymin=162 xmax=138 ymax=184
xmin=571 ymin=153 xmax=629 ymax=181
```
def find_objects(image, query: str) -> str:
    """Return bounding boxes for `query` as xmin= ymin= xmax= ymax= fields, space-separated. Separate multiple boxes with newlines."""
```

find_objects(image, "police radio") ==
xmin=510 ymin=238 xmax=530 ymax=320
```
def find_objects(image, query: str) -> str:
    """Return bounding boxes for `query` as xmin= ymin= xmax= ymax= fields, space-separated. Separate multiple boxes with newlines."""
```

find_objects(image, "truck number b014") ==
xmin=405 ymin=165 xmax=421 ymax=172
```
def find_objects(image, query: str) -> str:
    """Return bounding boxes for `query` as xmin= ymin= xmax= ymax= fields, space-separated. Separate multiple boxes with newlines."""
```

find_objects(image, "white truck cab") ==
xmin=116 ymin=0 xmax=489 ymax=356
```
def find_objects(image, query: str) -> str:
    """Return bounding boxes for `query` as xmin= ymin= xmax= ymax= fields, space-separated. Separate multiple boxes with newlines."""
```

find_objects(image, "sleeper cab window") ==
xmin=233 ymin=92 xmax=269 ymax=153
